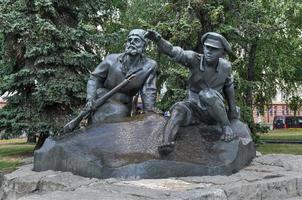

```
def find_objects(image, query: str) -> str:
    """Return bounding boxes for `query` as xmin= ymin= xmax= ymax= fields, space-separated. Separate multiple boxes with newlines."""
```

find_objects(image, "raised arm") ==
xmin=145 ymin=30 xmax=195 ymax=67
xmin=145 ymin=30 xmax=179 ymax=57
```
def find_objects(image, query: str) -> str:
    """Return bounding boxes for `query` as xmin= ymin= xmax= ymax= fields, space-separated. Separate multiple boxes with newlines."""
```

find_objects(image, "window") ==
xmin=269 ymin=108 xmax=273 ymax=116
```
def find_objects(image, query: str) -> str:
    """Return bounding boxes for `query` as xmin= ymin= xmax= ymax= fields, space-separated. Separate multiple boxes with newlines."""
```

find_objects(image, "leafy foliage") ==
xmin=287 ymin=96 xmax=302 ymax=116
xmin=113 ymin=0 xmax=302 ymax=138
xmin=116 ymin=0 xmax=202 ymax=111
xmin=0 ymin=0 xmax=119 ymax=138
xmin=0 ymin=0 xmax=301 ymax=141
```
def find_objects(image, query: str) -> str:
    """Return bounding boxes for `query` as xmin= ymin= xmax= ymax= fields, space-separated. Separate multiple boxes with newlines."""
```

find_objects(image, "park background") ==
xmin=0 ymin=0 xmax=301 ymax=172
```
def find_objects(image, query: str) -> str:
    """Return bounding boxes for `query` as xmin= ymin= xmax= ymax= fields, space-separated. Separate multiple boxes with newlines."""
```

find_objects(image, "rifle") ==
xmin=62 ymin=68 xmax=142 ymax=134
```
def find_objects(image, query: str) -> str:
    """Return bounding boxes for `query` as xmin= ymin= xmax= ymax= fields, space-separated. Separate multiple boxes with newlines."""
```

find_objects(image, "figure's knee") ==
xmin=166 ymin=102 xmax=194 ymax=126
xmin=199 ymin=92 xmax=224 ymax=108
xmin=170 ymin=102 xmax=189 ymax=118
xmin=199 ymin=89 xmax=224 ymax=107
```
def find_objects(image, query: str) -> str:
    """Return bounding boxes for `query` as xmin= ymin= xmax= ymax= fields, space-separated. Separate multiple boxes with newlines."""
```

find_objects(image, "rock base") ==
xmin=2 ymin=155 xmax=302 ymax=200
xmin=34 ymin=114 xmax=255 ymax=179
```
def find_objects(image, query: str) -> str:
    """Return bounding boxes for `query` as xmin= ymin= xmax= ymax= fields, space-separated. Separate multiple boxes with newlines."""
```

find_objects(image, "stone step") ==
xmin=1 ymin=154 xmax=302 ymax=200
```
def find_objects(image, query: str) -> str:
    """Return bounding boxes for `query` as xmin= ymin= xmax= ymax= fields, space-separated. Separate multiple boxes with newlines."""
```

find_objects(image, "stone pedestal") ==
xmin=3 ymin=155 xmax=302 ymax=200
xmin=34 ymin=114 xmax=255 ymax=179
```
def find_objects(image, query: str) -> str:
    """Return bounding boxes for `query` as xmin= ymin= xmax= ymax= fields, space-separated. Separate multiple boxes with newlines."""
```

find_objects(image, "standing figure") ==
xmin=86 ymin=29 xmax=157 ymax=124
xmin=145 ymin=31 xmax=239 ymax=154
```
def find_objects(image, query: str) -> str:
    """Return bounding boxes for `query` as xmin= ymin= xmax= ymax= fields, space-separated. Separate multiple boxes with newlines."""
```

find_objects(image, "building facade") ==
xmin=253 ymin=90 xmax=302 ymax=124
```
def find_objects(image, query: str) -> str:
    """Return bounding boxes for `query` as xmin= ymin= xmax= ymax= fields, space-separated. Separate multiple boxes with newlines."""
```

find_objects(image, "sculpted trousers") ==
xmin=162 ymin=89 xmax=230 ymax=144
xmin=89 ymin=88 xmax=132 ymax=124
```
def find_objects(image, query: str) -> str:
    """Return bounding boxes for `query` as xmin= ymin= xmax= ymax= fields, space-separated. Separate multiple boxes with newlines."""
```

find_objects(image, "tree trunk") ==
xmin=195 ymin=9 xmax=213 ymax=53
xmin=34 ymin=132 xmax=50 ymax=150
xmin=246 ymin=42 xmax=258 ymax=109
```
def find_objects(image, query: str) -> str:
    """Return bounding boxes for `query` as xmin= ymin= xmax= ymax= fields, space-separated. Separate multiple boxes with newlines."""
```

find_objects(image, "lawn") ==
xmin=0 ymin=139 xmax=35 ymax=173
xmin=257 ymin=143 xmax=302 ymax=155
xmin=260 ymin=128 xmax=302 ymax=141
xmin=257 ymin=128 xmax=302 ymax=155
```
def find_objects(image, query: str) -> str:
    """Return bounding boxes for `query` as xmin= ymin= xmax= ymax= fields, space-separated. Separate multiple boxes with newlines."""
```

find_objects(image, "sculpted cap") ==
xmin=128 ymin=29 xmax=148 ymax=43
xmin=201 ymin=32 xmax=232 ymax=54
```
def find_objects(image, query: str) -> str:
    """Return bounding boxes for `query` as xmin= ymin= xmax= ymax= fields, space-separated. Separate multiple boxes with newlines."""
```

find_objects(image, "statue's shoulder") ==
xmin=94 ymin=53 xmax=123 ymax=69
xmin=184 ymin=50 xmax=200 ymax=61
xmin=144 ymin=57 xmax=157 ymax=69
xmin=219 ymin=58 xmax=231 ymax=71
xmin=103 ymin=53 xmax=123 ymax=63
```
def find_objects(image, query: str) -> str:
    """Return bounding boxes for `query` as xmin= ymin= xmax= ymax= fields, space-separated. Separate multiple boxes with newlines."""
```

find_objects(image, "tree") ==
xmin=1 ymin=0 xmax=301 ymax=142
xmin=287 ymin=96 xmax=302 ymax=116
xmin=111 ymin=0 xmax=202 ymax=111
xmin=114 ymin=0 xmax=302 ymax=133
xmin=0 ymin=0 xmax=119 ymax=140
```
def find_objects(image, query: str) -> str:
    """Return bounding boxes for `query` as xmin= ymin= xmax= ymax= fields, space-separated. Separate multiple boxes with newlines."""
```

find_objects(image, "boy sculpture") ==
xmin=145 ymin=30 xmax=239 ymax=154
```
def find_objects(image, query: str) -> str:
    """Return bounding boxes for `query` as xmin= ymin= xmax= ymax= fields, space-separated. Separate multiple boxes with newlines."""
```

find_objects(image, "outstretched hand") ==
xmin=144 ymin=30 xmax=162 ymax=42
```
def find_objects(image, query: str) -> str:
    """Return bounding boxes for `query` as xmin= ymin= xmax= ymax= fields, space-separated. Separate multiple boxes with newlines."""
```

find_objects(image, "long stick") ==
xmin=62 ymin=69 xmax=141 ymax=134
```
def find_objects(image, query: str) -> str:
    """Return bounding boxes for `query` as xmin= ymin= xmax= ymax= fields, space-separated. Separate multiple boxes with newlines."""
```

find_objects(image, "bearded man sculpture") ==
xmin=86 ymin=29 xmax=157 ymax=124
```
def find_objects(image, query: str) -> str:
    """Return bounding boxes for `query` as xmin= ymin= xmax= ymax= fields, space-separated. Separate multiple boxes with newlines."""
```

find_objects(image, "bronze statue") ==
xmin=63 ymin=29 xmax=157 ymax=133
xmin=145 ymin=30 xmax=239 ymax=154
xmin=36 ymin=29 xmax=255 ymax=179
xmin=83 ymin=29 xmax=157 ymax=125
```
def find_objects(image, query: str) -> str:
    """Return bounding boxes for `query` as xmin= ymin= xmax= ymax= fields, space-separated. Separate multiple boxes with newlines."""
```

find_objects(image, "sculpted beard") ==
xmin=125 ymin=45 xmax=142 ymax=56
xmin=121 ymin=45 xmax=145 ymax=74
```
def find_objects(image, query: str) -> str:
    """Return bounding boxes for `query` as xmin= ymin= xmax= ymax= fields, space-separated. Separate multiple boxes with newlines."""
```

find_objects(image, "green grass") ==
xmin=257 ymin=143 xmax=302 ymax=155
xmin=0 ymin=140 xmax=34 ymax=173
xmin=0 ymin=160 xmax=20 ymax=170
xmin=260 ymin=128 xmax=302 ymax=141
xmin=257 ymin=128 xmax=302 ymax=155
xmin=0 ymin=144 xmax=34 ymax=157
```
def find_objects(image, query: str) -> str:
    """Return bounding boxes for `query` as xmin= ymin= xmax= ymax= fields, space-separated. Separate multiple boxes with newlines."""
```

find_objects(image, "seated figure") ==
xmin=145 ymin=31 xmax=239 ymax=154
xmin=86 ymin=29 xmax=157 ymax=124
